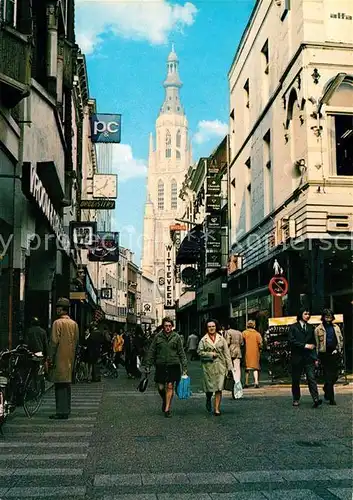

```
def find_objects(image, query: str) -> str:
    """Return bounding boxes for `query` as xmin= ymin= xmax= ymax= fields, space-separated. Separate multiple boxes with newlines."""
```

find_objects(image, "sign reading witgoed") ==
xmin=164 ymin=244 xmax=175 ymax=309
xmin=90 ymin=114 xmax=122 ymax=143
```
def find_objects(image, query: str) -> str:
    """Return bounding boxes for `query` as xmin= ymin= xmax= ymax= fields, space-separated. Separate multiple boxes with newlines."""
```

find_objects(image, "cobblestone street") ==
xmin=0 ymin=363 xmax=352 ymax=499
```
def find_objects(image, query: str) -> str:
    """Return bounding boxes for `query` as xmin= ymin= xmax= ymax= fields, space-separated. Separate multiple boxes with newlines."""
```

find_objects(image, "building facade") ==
xmin=0 ymin=0 xmax=78 ymax=348
xmin=176 ymin=137 xmax=229 ymax=335
xmin=141 ymin=46 xmax=192 ymax=324
xmin=140 ymin=274 xmax=154 ymax=331
xmin=228 ymin=0 xmax=353 ymax=361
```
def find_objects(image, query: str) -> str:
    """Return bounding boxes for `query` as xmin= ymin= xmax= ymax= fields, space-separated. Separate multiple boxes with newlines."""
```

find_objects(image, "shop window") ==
xmin=333 ymin=114 xmax=353 ymax=176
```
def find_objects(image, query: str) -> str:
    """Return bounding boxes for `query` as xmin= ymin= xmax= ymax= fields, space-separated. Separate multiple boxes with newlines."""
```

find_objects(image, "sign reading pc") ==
xmin=91 ymin=114 xmax=122 ymax=143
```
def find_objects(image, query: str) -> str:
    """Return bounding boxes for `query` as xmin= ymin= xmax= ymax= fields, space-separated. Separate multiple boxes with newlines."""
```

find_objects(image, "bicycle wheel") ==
xmin=23 ymin=375 xmax=43 ymax=417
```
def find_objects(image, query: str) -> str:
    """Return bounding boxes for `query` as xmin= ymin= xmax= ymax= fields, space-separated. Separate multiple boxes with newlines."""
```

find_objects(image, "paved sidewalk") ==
xmin=0 ymin=364 xmax=351 ymax=499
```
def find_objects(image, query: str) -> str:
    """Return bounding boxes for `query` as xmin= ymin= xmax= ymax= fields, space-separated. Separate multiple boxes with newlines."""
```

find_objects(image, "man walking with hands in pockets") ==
xmin=289 ymin=309 xmax=322 ymax=408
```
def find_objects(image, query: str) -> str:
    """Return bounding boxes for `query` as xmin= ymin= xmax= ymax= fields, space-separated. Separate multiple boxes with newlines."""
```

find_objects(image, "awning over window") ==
xmin=176 ymin=225 xmax=204 ymax=265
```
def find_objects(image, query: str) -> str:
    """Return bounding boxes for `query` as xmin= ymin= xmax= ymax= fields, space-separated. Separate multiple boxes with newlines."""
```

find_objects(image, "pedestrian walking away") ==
xmin=315 ymin=309 xmax=344 ymax=406
xmin=226 ymin=321 xmax=243 ymax=383
xmin=242 ymin=320 xmax=262 ymax=388
xmin=198 ymin=319 xmax=233 ymax=416
xmin=186 ymin=331 xmax=199 ymax=360
xmin=144 ymin=317 xmax=188 ymax=418
xmin=48 ymin=297 xmax=79 ymax=420
xmin=112 ymin=331 xmax=125 ymax=368
xmin=289 ymin=308 xmax=322 ymax=408
xmin=23 ymin=317 xmax=48 ymax=393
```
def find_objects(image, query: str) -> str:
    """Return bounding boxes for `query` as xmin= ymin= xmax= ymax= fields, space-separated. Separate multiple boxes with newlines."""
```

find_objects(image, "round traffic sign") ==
xmin=268 ymin=276 xmax=288 ymax=297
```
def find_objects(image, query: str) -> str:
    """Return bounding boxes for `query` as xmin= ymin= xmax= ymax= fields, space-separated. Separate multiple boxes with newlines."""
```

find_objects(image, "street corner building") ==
xmin=227 ymin=0 xmax=353 ymax=367
xmin=0 ymin=1 xmax=98 ymax=348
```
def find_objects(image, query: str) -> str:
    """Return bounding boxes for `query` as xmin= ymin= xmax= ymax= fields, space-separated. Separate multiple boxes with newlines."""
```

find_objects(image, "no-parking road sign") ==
xmin=268 ymin=276 xmax=288 ymax=297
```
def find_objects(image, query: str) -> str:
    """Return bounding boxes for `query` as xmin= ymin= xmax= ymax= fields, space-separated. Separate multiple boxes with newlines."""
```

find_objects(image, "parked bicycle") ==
xmin=99 ymin=351 xmax=119 ymax=379
xmin=0 ymin=344 xmax=45 ymax=433
xmin=73 ymin=344 xmax=88 ymax=383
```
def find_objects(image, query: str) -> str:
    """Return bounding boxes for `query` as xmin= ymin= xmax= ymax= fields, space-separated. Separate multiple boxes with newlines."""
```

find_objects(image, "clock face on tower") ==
xmin=93 ymin=174 xmax=117 ymax=198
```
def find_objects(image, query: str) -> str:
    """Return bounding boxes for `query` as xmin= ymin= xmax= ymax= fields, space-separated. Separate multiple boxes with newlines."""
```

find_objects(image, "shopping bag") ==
xmin=137 ymin=376 xmax=149 ymax=393
xmin=223 ymin=372 xmax=235 ymax=392
xmin=176 ymin=375 xmax=191 ymax=400
xmin=232 ymin=380 xmax=243 ymax=399
xmin=136 ymin=356 xmax=141 ymax=370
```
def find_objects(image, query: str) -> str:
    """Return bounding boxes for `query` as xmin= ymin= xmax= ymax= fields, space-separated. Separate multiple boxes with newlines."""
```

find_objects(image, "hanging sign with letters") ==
xmin=90 ymin=113 xmax=122 ymax=143
xmin=164 ymin=244 xmax=175 ymax=309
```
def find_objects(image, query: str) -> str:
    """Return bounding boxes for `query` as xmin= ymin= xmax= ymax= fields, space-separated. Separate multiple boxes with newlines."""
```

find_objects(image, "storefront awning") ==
xmin=176 ymin=226 xmax=204 ymax=265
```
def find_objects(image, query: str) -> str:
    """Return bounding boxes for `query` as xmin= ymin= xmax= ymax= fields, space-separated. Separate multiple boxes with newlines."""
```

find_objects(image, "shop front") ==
xmin=229 ymin=240 xmax=353 ymax=368
xmin=0 ymin=148 xmax=16 ymax=349
xmin=176 ymin=291 xmax=197 ymax=338
xmin=196 ymin=274 xmax=228 ymax=331
xmin=22 ymin=162 xmax=72 ymax=336
xmin=70 ymin=265 xmax=99 ymax=340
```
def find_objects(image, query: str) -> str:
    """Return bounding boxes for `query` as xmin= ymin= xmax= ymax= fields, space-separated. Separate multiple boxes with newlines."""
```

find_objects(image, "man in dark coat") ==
xmin=24 ymin=317 xmax=48 ymax=357
xmin=289 ymin=308 xmax=322 ymax=408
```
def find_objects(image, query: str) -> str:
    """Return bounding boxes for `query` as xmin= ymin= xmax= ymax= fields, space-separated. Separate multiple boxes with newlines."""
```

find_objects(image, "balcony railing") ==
xmin=0 ymin=24 xmax=31 ymax=107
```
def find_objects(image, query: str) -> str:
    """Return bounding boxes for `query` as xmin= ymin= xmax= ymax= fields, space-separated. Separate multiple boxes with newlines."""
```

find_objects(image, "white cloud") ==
xmin=75 ymin=0 xmax=198 ymax=54
xmin=193 ymin=120 xmax=229 ymax=145
xmin=112 ymin=144 xmax=147 ymax=182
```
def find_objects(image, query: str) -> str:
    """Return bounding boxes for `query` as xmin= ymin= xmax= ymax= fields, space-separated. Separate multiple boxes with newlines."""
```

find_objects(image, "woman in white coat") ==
xmin=198 ymin=319 xmax=233 ymax=416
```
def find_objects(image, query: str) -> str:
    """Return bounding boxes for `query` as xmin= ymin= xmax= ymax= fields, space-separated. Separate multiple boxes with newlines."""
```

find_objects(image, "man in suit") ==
xmin=288 ymin=308 xmax=322 ymax=408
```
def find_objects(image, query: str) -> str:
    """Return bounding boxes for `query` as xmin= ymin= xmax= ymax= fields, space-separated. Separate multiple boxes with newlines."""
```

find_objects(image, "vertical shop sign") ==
xmin=164 ymin=244 xmax=175 ymax=309
xmin=174 ymin=230 xmax=181 ymax=284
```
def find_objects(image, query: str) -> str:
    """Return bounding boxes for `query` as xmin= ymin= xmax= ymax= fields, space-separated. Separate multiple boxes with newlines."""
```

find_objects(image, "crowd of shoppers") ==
xmin=18 ymin=297 xmax=344 ymax=421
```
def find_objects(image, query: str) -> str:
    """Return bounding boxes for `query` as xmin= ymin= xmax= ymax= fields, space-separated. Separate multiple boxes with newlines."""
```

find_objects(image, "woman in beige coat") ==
xmin=197 ymin=319 xmax=233 ymax=416
xmin=242 ymin=320 xmax=262 ymax=388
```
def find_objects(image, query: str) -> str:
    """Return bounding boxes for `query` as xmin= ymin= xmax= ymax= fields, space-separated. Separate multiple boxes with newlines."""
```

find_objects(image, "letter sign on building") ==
xmin=90 ymin=114 xmax=122 ymax=143
xmin=164 ymin=244 xmax=175 ymax=309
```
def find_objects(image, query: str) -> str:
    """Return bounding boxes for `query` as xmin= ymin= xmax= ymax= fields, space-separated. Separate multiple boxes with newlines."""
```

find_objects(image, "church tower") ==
xmin=141 ymin=46 xmax=192 ymax=322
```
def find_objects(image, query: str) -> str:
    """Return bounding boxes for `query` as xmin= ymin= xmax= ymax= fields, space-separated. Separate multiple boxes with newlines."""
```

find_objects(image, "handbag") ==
xmin=137 ymin=376 xmax=149 ymax=393
xmin=176 ymin=375 xmax=191 ymax=400
xmin=223 ymin=372 xmax=235 ymax=392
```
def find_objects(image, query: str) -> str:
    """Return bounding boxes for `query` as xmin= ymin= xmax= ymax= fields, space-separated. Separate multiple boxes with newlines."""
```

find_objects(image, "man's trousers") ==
xmin=55 ymin=383 xmax=71 ymax=416
xmin=291 ymin=359 xmax=319 ymax=402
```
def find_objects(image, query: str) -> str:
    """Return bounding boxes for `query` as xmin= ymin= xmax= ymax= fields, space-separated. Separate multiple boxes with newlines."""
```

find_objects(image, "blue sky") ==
xmin=76 ymin=0 xmax=255 ymax=264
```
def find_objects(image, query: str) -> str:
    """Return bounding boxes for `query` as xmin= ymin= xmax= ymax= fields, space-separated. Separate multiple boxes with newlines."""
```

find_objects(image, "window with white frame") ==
xmin=327 ymin=78 xmax=353 ymax=176
xmin=332 ymin=114 xmax=353 ymax=176
xmin=171 ymin=179 xmax=178 ymax=210
xmin=158 ymin=180 xmax=164 ymax=210
xmin=1 ymin=0 xmax=17 ymax=26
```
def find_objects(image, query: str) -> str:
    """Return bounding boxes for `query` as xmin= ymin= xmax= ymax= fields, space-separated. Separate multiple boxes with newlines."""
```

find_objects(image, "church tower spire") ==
xmin=160 ymin=45 xmax=184 ymax=116
xmin=142 ymin=47 xmax=191 ymax=321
